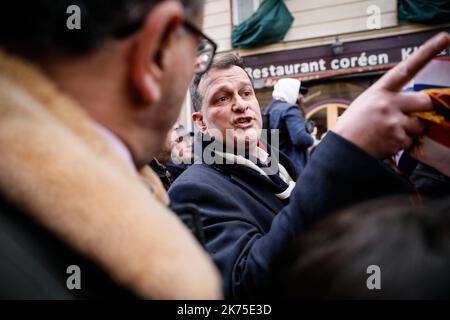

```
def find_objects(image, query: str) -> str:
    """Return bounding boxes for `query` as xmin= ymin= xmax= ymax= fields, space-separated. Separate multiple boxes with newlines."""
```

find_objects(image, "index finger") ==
xmin=375 ymin=32 xmax=450 ymax=92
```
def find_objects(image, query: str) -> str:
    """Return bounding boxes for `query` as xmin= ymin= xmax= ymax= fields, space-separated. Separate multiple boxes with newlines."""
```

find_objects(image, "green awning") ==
xmin=398 ymin=0 xmax=450 ymax=23
xmin=231 ymin=0 xmax=294 ymax=49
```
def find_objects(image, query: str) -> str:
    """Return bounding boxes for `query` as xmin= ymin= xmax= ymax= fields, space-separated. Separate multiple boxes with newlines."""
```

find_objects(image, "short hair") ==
xmin=190 ymin=54 xmax=252 ymax=112
xmin=267 ymin=196 xmax=450 ymax=299
xmin=0 ymin=0 xmax=203 ymax=56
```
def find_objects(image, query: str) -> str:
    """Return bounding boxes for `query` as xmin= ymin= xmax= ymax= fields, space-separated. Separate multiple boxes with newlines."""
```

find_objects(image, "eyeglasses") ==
xmin=113 ymin=17 xmax=217 ymax=75
xmin=183 ymin=20 xmax=217 ymax=75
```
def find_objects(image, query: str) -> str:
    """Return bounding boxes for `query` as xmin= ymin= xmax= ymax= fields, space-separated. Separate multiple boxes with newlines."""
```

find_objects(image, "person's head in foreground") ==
xmin=0 ymin=0 xmax=222 ymax=299
xmin=1 ymin=0 xmax=213 ymax=168
xmin=268 ymin=196 xmax=450 ymax=299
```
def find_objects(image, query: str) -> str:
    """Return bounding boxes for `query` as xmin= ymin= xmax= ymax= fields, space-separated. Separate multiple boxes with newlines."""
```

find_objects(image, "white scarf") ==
xmin=214 ymin=147 xmax=296 ymax=200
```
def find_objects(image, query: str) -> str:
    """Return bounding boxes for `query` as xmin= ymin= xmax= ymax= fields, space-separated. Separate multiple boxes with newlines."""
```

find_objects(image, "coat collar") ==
xmin=193 ymin=132 xmax=297 ymax=210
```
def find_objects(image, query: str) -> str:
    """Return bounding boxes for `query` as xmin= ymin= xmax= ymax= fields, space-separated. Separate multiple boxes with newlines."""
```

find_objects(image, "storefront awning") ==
xmin=241 ymin=28 xmax=450 ymax=86
xmin=231 ymin=0 xmax=294 ymax=49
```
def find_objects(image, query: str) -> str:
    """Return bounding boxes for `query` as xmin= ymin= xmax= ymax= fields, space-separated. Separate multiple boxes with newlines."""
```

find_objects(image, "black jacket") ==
xmin=262 ymin=99 xmax=314 ymax=171
xmin=169 ymin=132 xmax=414 ymax=299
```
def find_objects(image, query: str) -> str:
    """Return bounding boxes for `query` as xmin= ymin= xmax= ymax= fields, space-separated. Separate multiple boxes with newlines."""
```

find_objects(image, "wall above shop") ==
xmin=203 ymin=0 xmax=400 ymax=53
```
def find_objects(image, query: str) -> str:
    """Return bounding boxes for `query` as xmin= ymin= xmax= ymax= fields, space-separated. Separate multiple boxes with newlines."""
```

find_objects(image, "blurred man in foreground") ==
xmin=0 ymin=0 xmax=221 ymax=299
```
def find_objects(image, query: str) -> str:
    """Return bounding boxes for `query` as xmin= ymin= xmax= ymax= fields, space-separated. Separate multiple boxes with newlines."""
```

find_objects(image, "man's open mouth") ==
xmin=234 ymin=117 xmax=253 ymax=127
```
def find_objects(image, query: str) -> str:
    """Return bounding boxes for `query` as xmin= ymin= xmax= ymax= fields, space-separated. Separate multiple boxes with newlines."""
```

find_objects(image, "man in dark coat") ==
xmin=262 ymin=78 xmax=314 ymax=171
xmin=169 ymin=36 xmax=449 ymax=299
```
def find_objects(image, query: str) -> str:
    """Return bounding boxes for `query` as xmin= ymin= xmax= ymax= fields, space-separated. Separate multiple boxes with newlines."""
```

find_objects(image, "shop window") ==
xmin=232 ymin=0 xmax=261 ymax=26
xmin=302 ymin=78 xmax=379 ymax=141
xmin=306 ymin=102 xmax=349 ymax=140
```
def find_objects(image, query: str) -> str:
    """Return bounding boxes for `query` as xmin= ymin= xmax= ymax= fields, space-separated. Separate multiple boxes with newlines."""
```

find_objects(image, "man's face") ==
xmin=171 ymin=133 xmax=193 ymax=164
xmin=119 ymin=3 xmax=205 ymax=167
xmin=197 ymin=66 xmax=262 ymax=148
xmin=156 ymin=15 xmax=204 ymax=134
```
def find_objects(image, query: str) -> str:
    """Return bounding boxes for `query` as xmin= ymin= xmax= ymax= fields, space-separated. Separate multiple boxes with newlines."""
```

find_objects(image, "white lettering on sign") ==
xmin=246 ymin=59 xmax=327 ymax=79
xmin=247 ymin=53 xmax=392 ymax=79
xmin=330 ymin=52 xmax=390 ymax=71
xmin=401 ymin=46 xmax=419 ymax=60
xmin=244 ymin=43 xmax=448 ymax=80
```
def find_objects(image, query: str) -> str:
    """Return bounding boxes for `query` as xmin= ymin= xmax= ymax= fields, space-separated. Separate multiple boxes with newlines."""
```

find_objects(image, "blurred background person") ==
xmin=170 ymin=124 xmax=195 ymax=166
xmin=151 ymin=123 xmax=195 ymax=190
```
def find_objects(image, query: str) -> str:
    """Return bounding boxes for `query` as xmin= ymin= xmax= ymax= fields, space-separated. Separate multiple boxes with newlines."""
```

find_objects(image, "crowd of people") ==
xmin=0 ymin=0 xmax=449 ymax=300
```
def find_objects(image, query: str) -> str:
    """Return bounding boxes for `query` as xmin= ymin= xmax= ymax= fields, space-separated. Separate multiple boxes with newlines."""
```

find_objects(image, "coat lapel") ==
xmin=229 ymin=174 xmax=284 ymax=214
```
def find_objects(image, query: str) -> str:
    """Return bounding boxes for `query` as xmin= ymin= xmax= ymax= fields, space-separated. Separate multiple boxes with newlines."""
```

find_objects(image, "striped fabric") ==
xmin=408 ymin=58 xmax=450 ymax=177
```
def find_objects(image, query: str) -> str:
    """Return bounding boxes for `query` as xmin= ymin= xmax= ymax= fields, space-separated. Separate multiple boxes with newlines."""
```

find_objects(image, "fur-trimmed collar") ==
xmin=0 ymin=49 xmax=221 ymax=299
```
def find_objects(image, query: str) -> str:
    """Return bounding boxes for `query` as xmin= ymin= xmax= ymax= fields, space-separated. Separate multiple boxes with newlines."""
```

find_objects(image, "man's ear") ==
xmin=130 ymin=1 xmax=184 ymax=104
xmin=192 ymin=112 xmax=207 ymax=131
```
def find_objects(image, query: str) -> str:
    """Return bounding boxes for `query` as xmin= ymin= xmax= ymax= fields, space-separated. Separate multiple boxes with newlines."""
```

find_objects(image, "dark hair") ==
xmin=0 ymin=0 xmax=203 ymax=56
xmin=267 ymin=196 xmax=450 ymax=299
xmin=190 ymin=54 xmax=252 ymax=112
